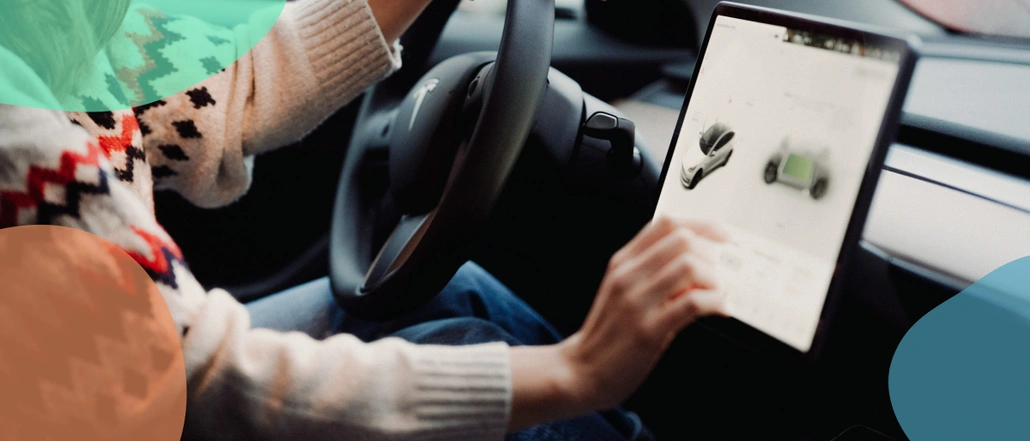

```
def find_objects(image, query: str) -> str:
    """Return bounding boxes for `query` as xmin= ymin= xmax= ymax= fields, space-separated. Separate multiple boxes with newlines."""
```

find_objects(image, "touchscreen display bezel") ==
xmin=653 ymin=1 xmax=919 ymax=365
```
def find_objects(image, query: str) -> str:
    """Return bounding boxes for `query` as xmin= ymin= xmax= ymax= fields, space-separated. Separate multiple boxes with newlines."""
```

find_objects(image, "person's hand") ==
xmin=559 ymin=215 xmax=729 ymax=411
xmin=508 ymin=215 xmax=729 ymax=431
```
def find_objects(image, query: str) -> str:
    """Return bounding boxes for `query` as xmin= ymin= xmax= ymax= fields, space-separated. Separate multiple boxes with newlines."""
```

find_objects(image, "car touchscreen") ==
xmin=654 ymin=12 xmax=906 ymax=352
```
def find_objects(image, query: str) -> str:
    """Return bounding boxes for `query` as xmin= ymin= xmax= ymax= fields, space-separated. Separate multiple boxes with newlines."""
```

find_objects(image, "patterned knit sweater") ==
xmin=0 ymin=0 xmax=512 ymax=440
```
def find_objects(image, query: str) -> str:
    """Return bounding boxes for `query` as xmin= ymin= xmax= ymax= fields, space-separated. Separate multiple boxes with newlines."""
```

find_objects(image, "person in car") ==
xmin=0 ymin=0 xmax=728 ymax=440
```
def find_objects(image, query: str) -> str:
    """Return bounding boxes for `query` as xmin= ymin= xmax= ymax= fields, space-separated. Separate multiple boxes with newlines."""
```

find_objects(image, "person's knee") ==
xmin=390 ymin=317 xmax=522 ymax=346
xmin=247 ymin=277 xmax=338 ymax=338
xmin=437 ymin=261 xmax=522 ymax=313
xmin=442 ymin=262 xmax=497 ymax=296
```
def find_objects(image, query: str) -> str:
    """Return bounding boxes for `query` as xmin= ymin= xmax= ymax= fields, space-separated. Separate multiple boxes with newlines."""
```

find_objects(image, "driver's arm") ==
xmin=129 ymin=0 xmax=418 ymax=209
xmin=0 ymin=105 xmax=514 ymax=441
xmin=1 ymin=102 xmax=728 ymax=438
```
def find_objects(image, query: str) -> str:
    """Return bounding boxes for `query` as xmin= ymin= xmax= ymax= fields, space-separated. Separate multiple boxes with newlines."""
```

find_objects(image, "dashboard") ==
xmin=870 ymin=52 xmax=1030 ymax=287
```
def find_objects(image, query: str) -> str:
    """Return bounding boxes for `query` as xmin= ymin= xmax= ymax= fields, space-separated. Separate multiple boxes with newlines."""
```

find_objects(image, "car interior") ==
xmin=152 ymin=0 xmax=1030 ymax=439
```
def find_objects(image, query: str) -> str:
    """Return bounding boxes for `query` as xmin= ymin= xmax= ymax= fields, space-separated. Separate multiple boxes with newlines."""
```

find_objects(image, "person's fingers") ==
xmin=680 ymin=219 xmax=730 ymax=243
xmin=611 ymin=221 xmax=724 ymax=301
xmin=669 ymin=220 xmax=728 ymax=267
xmin=612 ymin=216 xmax=727 ymax=269
xmin=682 ymin=234 xmax=718 ymax=267
xmin=624 ymin=226 xmax=700 ymax=282
xmin=609 ymin=215 xmax=681 ymax=269
xmin=656 ymin=289 xmax=728 ymax=334
xmin=639 ymin=251 xmax=717 ymax=304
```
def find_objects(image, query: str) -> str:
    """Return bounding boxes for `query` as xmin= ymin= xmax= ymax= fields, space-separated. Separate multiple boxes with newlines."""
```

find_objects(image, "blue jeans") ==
xmin=246 ymin=261 xmax=655 ymax=441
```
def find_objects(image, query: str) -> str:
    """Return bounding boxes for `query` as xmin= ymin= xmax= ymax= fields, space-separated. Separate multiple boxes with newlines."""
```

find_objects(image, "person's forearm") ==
xmin=508 ymin=340 xmax=595 ymax=432
xmin=366 ymin=0 xmax=434 ymax=43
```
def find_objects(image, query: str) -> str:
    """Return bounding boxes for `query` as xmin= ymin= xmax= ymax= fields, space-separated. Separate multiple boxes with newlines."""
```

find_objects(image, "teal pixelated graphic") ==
xmin=0 ymin=0 xmax=286 ymax=112
xmin=889 ymin=256 xmax=1030 ymax=440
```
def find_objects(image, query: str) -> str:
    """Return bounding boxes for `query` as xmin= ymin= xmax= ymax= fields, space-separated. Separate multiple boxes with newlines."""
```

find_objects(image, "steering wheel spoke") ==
xmin=363 ymin=210 xmax=435 ymax=289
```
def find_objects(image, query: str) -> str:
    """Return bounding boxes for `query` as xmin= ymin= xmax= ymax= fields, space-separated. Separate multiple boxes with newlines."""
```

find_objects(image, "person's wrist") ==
xmin=509 ymin=341 xmax=595 ymax=431
xmin=554 ymin=333 xmax=603 ymax=414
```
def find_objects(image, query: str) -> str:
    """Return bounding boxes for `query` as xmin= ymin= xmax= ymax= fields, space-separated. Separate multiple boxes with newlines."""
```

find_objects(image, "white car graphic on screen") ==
xmin=681 ymin=121 xmax=736 ymax=189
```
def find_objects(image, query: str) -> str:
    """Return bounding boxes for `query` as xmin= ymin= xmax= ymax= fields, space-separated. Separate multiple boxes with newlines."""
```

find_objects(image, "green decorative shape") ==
xmin=0 ymin=0 xmax=286 ymax=112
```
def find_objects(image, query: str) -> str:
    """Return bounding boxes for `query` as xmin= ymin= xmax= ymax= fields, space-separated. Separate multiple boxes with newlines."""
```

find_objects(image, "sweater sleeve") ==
xmin=0 ymin=105 xmax=512 ymax=441
xmin=131 ymin=0 xmax=402 ymax=208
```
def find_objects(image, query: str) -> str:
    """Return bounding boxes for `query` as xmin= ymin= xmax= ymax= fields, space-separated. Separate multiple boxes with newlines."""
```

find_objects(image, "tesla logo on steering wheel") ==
xmin=410 ymin=78 xmax=440 ymax=131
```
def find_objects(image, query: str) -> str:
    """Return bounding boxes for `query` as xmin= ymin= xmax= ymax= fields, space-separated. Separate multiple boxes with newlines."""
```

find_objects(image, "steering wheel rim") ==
xmin=329 ymin=0 xmax=556 ymax=320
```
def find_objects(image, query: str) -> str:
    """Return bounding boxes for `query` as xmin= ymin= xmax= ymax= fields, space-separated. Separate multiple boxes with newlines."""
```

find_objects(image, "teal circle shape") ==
xmin=889 ymin=256 xmax=1030 ymax=440
xmin=0 ymin=0 xmax=286 ymax=112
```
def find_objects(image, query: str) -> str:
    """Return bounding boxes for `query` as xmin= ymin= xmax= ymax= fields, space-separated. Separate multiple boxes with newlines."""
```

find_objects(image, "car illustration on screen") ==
xmin=763 ymin=140 xmax=830 ymax=199
xmin=681 ymin=121 xmax=736 ymax=189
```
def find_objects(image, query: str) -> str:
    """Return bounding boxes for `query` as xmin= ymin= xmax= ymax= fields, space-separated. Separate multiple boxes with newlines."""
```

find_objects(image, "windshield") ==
xmin=898 ymin=0 xmax=1030 ymax=39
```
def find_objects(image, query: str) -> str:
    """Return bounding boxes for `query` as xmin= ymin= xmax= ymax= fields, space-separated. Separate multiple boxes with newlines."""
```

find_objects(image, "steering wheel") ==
xmin=329 ymin=0 xmax=557 ymax=320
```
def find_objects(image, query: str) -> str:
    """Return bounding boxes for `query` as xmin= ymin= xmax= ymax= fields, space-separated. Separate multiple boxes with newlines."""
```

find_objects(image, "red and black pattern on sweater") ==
xmin=0 ymin=141 xmax=109 ymax=228
xmin=126 ymin=226 xmax=186 ymax=290
xmin=0 ymin=140 xmax=185 ymax=290
xmin=67 ymin=111 xmax=147 ymax=184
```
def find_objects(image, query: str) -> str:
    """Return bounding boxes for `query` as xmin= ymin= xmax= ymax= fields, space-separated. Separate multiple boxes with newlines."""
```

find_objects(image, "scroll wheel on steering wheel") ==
xmin=586 ymin=112 xmax=619 ymax=130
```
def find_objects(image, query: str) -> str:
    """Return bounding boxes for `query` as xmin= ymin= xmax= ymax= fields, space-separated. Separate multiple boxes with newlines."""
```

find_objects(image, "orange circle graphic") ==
xmin=0 ymin=226 xmax=186 ymax=441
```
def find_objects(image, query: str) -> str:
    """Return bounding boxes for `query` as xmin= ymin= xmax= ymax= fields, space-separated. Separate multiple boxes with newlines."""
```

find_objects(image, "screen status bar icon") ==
xmin=781 ymin=29 xmax=900 ymax=62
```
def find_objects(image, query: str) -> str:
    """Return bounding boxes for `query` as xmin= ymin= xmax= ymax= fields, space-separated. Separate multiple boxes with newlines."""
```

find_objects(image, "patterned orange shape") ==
xmin=0 ymin=225 xmax=185 ymax=441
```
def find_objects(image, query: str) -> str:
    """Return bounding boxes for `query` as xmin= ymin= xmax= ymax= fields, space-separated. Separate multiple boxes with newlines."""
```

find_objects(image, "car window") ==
xmin=715 ymin=132 xmax=733 ymax=151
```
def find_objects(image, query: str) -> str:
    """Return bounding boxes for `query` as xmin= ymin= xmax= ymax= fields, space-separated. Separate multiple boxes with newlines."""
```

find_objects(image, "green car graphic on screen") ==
xmin=763 ymin=140 xmax=830 ymax=200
